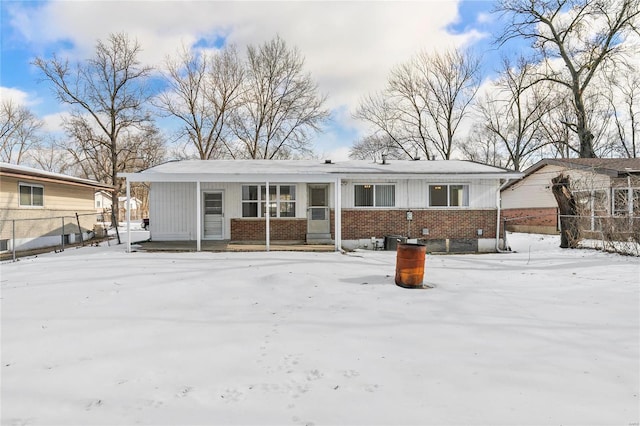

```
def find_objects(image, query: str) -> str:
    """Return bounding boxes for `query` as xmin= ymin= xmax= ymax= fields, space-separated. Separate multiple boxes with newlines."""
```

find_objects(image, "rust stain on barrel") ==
xmin=395 ymin=243 xmax=426 ymax=288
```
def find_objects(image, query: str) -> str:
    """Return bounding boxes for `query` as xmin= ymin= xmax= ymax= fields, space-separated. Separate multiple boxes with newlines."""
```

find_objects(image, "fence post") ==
xmin=75 ymin=213 xmax=84 ymax=246
xmin=12 ymin=219 xmax=16 ymax=262
xmin=61 ymin=217 xmax=65 ymax=252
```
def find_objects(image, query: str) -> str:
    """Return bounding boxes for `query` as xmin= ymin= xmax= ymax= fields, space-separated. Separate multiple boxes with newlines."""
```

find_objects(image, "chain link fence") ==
xmin=0 ymin=210 xmax=117 ymax=261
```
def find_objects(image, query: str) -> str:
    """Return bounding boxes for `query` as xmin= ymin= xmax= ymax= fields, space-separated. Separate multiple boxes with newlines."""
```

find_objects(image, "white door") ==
xmin=203 ymin=191 xmax=224 ymax=239
xmin=307 ymin=184 xmax=330 ymax=234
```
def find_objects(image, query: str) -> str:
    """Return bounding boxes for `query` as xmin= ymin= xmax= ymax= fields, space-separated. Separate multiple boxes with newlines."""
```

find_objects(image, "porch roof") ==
xmin=120 ymin=159 xmax=522 ymax=182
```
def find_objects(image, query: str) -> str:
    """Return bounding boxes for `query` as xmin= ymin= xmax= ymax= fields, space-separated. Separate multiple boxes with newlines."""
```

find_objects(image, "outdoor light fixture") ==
xmin=422 ymin=228 xmax=429 ymax=235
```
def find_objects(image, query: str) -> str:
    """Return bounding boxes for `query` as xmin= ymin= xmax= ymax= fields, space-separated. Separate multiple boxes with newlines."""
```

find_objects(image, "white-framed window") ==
xmin=354 ymin=184 xmax=395 ymax=207
xmin=19 ymin=182 xmax=44 ymax=207
xmin=242 ymin=184 xmax=296 ymax=218
xmin=429 ymin=184 xmax=469 ymax=207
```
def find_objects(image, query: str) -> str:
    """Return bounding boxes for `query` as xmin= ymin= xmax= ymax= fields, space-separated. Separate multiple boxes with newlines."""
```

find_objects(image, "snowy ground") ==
xmin=1 ymin=233 xmax=638 ymax=426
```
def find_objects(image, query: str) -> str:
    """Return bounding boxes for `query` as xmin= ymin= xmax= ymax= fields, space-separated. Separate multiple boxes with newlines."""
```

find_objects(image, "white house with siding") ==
xmin=120 ymin=159 xmax=522 ymax=253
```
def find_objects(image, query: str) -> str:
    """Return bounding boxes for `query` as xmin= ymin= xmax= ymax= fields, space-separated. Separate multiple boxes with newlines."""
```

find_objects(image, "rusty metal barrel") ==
xmin=395 ymin=243 xmax=426 ymax=288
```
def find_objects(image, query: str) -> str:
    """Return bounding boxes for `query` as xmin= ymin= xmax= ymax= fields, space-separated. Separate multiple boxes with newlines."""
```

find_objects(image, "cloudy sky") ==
xmin=1 ymin=0 xmax=507 ymax=160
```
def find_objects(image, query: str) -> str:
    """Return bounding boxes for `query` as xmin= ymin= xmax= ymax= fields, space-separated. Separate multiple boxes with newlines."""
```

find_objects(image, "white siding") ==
xmin=149 ymin=182 xmax=197 ymax=240
xmin=150 ymin=182 xmax=308 ymax=240
xmin=341 ymin=178 xmax=498 ymax=209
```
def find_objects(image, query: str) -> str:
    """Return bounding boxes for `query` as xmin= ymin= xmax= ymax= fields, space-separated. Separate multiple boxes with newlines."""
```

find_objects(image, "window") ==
xmin=354 ymin=184 xmax=395 ymax=207
xmin=242 ymin=185 xmax=296 ymax=218
xmin=429 ymin=184 xmax=469 ymax=207
xmin=19 ymin=183 xmax=44 ymax=207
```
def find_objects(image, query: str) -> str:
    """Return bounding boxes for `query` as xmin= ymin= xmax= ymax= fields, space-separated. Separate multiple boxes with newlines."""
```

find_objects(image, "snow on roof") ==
xmin=0 ymin=162 xmax=114 ymax=189
xmin=129 ymin=159 xmax=519 ymax=178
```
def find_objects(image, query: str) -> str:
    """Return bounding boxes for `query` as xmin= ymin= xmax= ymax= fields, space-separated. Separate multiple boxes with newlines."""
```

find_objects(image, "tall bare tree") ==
xmin=230 ymin=36 xmax=329 ymax=159
xmin=0 ymin=99 xmax=43 ymax=164
xmin=417 ymin=49 xmax=481 ymax=159
xmin=495 ymin=0 xmax=640 ymax=158
xmin=33 ymin=32 xmax=154 ymax=225
xmin=355 ymin=48 xmax=480 ymax=160
xmin=476 ymin=57 xmax=555 ymax=171
xmin=605 ymin=67 xmax=639 ymax=158
xmin=155 ymin=44 xmax=244 ymax=159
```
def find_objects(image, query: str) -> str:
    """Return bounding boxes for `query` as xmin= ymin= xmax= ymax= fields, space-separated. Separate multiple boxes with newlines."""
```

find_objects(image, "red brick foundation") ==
xmin=231 ymin=209 xmax=500 ymax=242
xmin=502 ymin=208 xmax=558 ymax=233
xmin=340 ymin=209 xmax=498 ymax=240
xmin=231 ymin=218 xmax=307 ymax=241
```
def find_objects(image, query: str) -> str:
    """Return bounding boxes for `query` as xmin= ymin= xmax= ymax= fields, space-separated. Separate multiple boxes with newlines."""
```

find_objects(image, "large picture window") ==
xmin=242 ymin=184 xmax=296 ymax=218
xmin=354 ymin=184 xmax=395 ymax=207
xmin=429 ymin=184 xmax=469 ymax=207
xmin=19 ymin=183 xmax=44 ymax=207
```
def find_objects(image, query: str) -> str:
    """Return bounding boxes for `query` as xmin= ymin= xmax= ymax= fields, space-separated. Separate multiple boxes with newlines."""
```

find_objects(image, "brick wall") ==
xmin=502 ymin=207 xmax=558 ymax=233
xmin=340 ymin=209 xmax=498 ymax=240
xmin=231 ymin=218 xmax=307 ymax=241
xmin=231 ymin=210 xmax=499 ymax=242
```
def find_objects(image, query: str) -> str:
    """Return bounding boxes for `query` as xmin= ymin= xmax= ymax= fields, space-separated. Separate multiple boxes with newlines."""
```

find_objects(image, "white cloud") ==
xmin=8 ymin=1 xmax=470 ymax=111
xmin=0 ymin=86 xmax=38 ymax=106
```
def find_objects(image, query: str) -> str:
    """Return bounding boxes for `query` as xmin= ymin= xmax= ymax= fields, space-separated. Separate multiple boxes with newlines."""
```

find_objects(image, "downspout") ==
xmin=265 ymin=180 xmax=270 ymax=252
xmin=496 ymin=179 xmax=513 ymax=253
xmin=126 ymin=179 xmax=131 ymax=253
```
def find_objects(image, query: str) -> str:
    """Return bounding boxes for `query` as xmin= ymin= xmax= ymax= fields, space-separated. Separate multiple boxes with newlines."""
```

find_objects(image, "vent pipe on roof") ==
xmin=324 ymin=159 xmax=332 ymax=164
xmin=381 ymin=154 xmax=387 ymax=165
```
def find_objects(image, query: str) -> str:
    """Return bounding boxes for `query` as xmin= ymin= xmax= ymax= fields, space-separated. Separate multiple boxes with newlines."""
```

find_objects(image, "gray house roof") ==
xmin=121 ymin=159 xmax=522 ymax=183
xmin=501 ymin=158 xmax=640 ymax=191
xmin=0 ymin=162 xmax=114 ymax=190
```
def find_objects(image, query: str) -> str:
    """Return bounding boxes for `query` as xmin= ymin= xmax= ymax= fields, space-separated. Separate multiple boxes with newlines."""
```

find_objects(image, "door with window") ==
xmin=307 ymin=184 xmax=330 ymax=235
xmin=203 ymin=191 xmax=224 ymax=239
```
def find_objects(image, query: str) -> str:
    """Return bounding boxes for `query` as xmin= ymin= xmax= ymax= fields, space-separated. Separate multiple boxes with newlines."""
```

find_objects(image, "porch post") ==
xmin=196 ymin=181 xmax=201 ymax=252
xmin=335 ymin=177 xmax=342 ymax=252
xmin=126 ymin=179 xmax=131 ymax=253
xmin=265 ymin=181 xmax=270 ymax=252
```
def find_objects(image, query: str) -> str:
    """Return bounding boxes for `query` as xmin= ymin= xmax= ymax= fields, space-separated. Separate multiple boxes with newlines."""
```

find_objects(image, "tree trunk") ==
xmin=551 ymin=174 xmax=580 ymax=248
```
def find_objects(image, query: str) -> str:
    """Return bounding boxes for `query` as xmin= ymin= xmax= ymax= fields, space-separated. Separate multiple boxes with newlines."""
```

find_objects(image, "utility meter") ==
xmin=406 ymin=210 xmax=413 ymax=221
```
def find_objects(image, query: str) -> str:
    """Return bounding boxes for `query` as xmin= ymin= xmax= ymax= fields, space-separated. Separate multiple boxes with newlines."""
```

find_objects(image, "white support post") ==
xmin=126 ymin=179 xmax=131 ymax=253
xmin=265 ymin=181 xmax=270 ymax=252
xmin=335 ymin=178 xmax=342 ymax=252
xmin=196 ymin=181 xmax=201 ymax=252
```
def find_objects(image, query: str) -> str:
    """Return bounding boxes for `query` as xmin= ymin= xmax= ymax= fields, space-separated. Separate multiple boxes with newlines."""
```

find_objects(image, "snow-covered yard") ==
xmin=1 ymin=233 xmax=638 ymax=426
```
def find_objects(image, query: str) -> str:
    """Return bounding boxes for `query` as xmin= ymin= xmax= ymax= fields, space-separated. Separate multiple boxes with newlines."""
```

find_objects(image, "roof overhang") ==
xmin=120 ymin=171 xmax=523 ymax=183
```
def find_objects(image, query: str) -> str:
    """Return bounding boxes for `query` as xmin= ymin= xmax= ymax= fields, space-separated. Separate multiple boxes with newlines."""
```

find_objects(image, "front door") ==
xmin=203 ymin=191 xmax=224 ymax=239
xmin=307 ymin=184 xmax=330 ymax=235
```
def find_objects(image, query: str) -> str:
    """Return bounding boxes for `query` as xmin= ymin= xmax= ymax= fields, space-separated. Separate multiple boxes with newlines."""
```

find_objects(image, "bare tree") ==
xmin=27 ymin=138 xmax=75 ymax=174
xmin=460 ymin=123 xmax=508 ymax=168
xmin=417 ymin=49 xmax=481 ymax=159
xmin=605 ymin=68 xmax=639 ymax=158
xmin=355 ymin=48 xmax=480 ymax=160
xmin=33 ymin=32 xmax=154 ymax=225
xmin=354 ymin=91 xmax=417 ymax=159
xmin=349 ymin=134 xmax=406 ymax=161
xmin=476 ymin=57 xmax=556 ymax=171
xmin=495 ymin=0 xmax=640 ymax=158
xmin=0 ymin=99 xmax=43 ymax=164
xmin=155 ymin=44 xmax=244 ymax=159
xmin=230 ymin=36 xmax=329 ymax=159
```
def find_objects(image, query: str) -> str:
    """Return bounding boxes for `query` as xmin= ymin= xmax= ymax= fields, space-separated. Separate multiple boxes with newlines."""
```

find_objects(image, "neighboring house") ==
xmin=95 ymin=190 xmax=113 ymax=221
xmin=501 ymin=158 xmax=640 ymax=236
xmin=118 ymin=196 xmax=143 ymax=221
xmin=0 ymin=163 xmax=114 ymax=253
xmin=121 ymin=159 xmax=522 ymax=253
